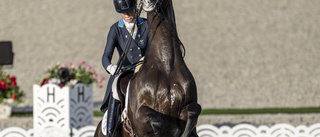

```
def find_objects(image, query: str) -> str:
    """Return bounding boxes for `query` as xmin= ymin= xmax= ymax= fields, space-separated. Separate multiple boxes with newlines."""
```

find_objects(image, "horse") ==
xmin=95 ymin=0 xmax=201 ymax=136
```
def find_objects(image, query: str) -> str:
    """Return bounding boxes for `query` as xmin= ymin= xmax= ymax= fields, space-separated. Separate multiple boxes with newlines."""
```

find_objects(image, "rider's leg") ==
xmin=100 ymin=76 xmax=115 ymax=112
xmin=106 ymin=95 xmax=121 ymax=137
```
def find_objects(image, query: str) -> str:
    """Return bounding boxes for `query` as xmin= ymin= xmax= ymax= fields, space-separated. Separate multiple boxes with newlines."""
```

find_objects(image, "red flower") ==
xmin=6 ymin=75 xmax=17 ymax=86
xmin=60 ymin=84 xmax=65 ymax=88
xmin=11 ymin=77 xmax=16 ymax=83
xmin=41 ymin=78 xmax=49 ymax=87
xmin=11 ymin=80 xmax=17 ymax=87
xmin=9 ymin=76 xmax=16 ymax=81
xmin=0 ymin=80 xmax=8 ymax=90
xmin=11 ymin=94 xmax=17 ymax=100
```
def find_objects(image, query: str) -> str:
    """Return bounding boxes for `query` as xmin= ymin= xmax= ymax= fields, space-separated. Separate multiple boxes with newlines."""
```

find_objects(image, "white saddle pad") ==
xmin=101 ymin=110 xmax=108 ymax=135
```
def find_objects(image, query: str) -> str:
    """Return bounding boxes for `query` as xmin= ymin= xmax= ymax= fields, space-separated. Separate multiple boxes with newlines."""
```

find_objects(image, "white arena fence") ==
xmin=1 ymin=123 xmax=320 ymax=137
xmin=197 ymin=123 xmax=320 ymax=137
xmin=0 ymin=126 xmax=96 ymax=137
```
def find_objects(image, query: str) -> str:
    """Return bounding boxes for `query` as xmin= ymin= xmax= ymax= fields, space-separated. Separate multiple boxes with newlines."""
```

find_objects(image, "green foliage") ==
xmin=200 ymin=107 xmax=320 ymax=115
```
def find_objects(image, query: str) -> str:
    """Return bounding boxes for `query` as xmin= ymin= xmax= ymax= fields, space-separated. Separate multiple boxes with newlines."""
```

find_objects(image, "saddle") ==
xmin=112 ymin=57 xmax=144 ymax=109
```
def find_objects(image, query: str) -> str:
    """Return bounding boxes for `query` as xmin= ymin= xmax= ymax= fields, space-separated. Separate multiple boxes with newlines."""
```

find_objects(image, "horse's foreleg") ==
xmin=135 ymin=106 xmax=163 ymax=137
xmin=180 ymin=102 xmax=201 ymax=137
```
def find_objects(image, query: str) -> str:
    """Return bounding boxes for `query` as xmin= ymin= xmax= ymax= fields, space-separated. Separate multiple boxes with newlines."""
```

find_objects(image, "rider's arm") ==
xmin=102 ymin=25 xmax=119 ymax=73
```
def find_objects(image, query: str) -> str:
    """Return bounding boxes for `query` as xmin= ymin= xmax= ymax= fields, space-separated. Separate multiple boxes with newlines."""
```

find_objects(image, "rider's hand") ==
xmin=107 ymin=64 xmax=118 ymax=75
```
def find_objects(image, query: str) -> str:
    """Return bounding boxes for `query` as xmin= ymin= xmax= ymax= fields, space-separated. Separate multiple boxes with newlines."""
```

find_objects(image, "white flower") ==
xmin=70 ymin=79 xmax=78 ymax=85
xmin=48 ymin=78 xmax=61 ymax=84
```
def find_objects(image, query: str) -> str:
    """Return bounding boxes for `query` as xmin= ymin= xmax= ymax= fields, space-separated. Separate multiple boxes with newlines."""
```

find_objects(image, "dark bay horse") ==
xmin=95 ymin=0 xmax=201 ymax=136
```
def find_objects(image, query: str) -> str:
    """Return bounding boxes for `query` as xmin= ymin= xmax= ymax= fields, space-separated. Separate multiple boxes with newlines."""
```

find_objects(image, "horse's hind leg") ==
xmin=180 ymin=102 xmax=201 ymax=137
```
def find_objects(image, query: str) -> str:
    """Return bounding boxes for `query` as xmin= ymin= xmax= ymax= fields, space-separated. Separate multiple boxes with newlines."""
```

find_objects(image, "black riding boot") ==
xmin=106 ymin=96 xmax=121 ymax=137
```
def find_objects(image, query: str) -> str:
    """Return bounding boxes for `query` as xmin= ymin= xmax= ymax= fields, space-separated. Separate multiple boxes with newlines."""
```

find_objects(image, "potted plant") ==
xmin=0 ymin=67 xmax=24 ymax=118
xmin=39 ymin=61 xmax=105 ymax=88
xmin=33 ymin=61 xmax=105 ymax=135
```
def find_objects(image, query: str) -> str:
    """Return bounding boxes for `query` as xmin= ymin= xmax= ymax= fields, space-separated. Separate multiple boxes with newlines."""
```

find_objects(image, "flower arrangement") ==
xmin=40 ymin=61 xmax=105 ymax=88
xmin=0 ymin=67 xmax=24 ymax=104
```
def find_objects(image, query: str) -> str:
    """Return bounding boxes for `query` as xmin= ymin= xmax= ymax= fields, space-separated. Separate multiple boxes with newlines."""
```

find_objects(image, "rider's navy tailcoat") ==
xmin=100 ymin=17 xmax=148 ymax=111
xmin=102 ymin=17 xmax=148 ymax=71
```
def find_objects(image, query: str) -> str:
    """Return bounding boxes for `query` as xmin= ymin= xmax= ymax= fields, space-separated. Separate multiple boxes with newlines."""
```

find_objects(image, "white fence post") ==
xmin=33 ymin=83 xmax=93 ymax=137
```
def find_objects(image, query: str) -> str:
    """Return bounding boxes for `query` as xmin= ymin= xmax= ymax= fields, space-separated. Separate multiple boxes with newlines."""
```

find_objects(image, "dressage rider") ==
xmin=100 ymin=0 xmax=148 ymax=136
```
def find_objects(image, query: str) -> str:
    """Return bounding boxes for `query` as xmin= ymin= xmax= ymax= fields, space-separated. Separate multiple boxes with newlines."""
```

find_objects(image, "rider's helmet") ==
xmin=114 ymin=0 xmax=136 ymax=13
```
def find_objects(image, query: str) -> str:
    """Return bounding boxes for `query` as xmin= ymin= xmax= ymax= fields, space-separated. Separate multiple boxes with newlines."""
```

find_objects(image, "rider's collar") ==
xmin=118 ymin=17 xmax=144 ymax=28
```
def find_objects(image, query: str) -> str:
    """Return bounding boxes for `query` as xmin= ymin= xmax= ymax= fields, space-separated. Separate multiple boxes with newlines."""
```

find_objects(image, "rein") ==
xmin=119 ymin=3 xmax=143 ymax=137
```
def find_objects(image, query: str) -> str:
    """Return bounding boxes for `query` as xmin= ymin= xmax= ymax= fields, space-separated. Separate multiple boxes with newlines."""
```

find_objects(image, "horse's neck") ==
xmin=146 ymin=4 xmax=182 ymax=74
xmin=147 ymin=1 xmax=177 ymax=37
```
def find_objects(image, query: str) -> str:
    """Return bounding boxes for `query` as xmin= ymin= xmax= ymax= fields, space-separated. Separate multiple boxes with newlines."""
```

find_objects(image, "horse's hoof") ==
xmin=188 ymin=102 xmax=202 ymax=118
